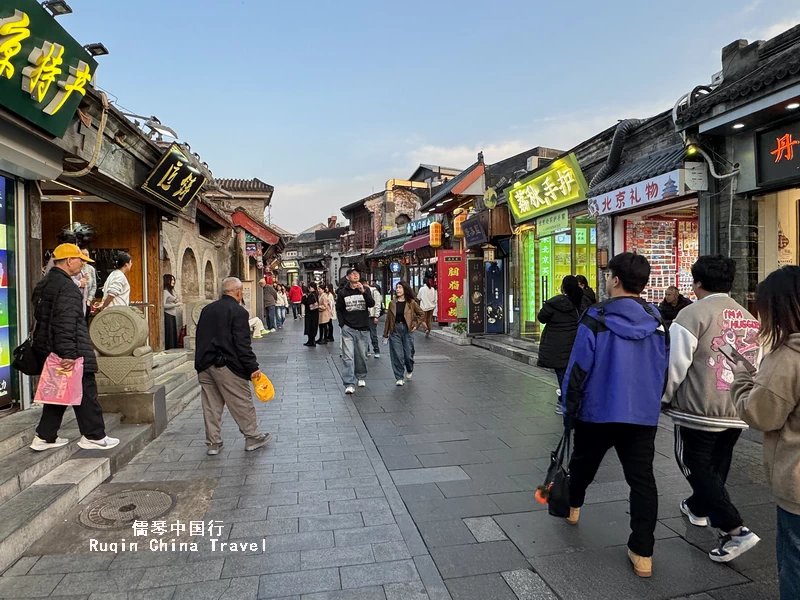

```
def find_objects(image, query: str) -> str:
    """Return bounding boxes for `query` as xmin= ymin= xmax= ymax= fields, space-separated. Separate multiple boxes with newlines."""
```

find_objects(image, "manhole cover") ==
xmin=78 ymin=490 xmax=176 ymax=530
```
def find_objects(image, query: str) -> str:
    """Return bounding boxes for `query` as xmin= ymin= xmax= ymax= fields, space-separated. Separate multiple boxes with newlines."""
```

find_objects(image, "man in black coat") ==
xmin=658 ymin=286 xmax=692 ymax=328
xmin=195 ymin=277 xmax=271 ymax=456
xmin=30 ymin=244 xmax=119 ymax=451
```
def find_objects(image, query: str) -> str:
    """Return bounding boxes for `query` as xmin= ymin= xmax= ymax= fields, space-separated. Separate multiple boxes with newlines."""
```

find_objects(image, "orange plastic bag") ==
xmin=252 ymin=372 xmax=275 ymax=402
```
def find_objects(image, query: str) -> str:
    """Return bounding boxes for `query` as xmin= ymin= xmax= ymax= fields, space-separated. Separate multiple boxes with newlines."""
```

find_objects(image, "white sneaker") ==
xmin=374 ymin=353 xmax=380 ymax=359
xmin=77 ymin=436 xmax=120 ymax=450
xmin=709 ymin=527 xmax=760 ymax=562
xmin=30 ymin=436 xmax=69 ymax=452
xmin=270 ymin=329 xmax=277 ymax=333
xmin=345 ymin=386 xmax=355 ymax=394
xmin=396 ymin=380 xmax=405 ymax=386
xmin=357 ymin=380 xmax=366 ymax=388
xmin=405 ymin=372 xmax=413 ymax=380
xmin=680 ymin=499 xmax=709 ymax=527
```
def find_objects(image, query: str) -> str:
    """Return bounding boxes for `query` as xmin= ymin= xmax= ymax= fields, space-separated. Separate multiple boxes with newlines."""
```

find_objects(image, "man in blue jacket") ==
xmin=561 ymin=252 xmax=668 ymax=579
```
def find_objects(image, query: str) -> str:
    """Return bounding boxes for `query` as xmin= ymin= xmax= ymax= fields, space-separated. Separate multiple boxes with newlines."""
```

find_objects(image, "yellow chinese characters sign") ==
xmin=504 ymin=153 xmax=589 ymax=224
xmin=141 ymin=144 xmax=207 ymax=211
xmin=0 ymin=2 xmax=98 ymax=138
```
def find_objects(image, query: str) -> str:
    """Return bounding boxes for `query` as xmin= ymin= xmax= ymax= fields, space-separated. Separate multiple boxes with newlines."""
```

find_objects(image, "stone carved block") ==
xmin=185 ymin=300 xmax=212 ymax=351
xmin=96 ymin=354 xmax=154 ymax=393
xmin=90 ymin=307 xmax=149 ymax=357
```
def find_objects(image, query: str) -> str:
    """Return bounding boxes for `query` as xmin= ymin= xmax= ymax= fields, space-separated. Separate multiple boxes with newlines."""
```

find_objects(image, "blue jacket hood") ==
xmin=593 ymin=297 xmax=662 ymax=341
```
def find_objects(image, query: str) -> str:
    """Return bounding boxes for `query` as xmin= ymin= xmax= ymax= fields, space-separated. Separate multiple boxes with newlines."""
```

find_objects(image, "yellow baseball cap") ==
xmin=53 ymin=243 xmax=94 ymax=262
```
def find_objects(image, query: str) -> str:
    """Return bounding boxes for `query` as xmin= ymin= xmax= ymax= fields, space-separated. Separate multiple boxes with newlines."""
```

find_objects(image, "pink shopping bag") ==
xmin=34 ymin=354 xmax=84 ymax=406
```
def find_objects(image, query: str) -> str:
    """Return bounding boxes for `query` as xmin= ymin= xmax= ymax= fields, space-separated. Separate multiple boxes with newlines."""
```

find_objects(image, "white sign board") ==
xmin=587 ymin=169 xmax=687 ymax=217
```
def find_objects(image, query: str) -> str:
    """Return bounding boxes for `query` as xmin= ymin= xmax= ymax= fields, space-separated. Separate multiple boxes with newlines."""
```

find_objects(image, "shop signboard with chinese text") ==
xmin=540 ymin=236 xmax=554 ymax=308
xmin=0 ymin=1 xmax=99 ymax=138
xmin=406 ymin=217 xmax=431 ymax=236
xmin=756 ymin=120 xmax=800 ymax=187
xmin=436 ymin=249 xmax=463 ymax=324
xmin=462 ymin=216 xmax=487 ymax=248
xmin=536 ymin=209 xmax=569 ymax=238
xmin=587 ymin=169 xmax=686 ymax=217
xmin=505 ymin=153 xmax=589 ymax=224
xmin=141 ymin=144 xmax=206 ymax=211
xmin=485 ymin=261 xmax=505 ymax=334
xmin=467 ymin=258 xmax=485 ymax=334
xmin=0 ymin=178 xmax=11 ymax=402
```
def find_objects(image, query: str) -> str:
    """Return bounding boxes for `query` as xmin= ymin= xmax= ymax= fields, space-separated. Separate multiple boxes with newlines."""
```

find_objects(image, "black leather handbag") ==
xmin=12 ymin=302 xmax=43 ymax=376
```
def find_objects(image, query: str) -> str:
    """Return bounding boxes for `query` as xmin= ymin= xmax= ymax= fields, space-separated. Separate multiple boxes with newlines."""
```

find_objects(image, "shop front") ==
xmin=588 ymin=155 xmax=706 ymax=304
xmin=403 ymin=217 xmax=437 ymax=293
xmin=505 ymin=153 xmax=592 ymax=339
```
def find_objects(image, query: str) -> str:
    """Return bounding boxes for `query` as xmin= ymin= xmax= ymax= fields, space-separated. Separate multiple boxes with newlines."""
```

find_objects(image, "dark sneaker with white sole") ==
xmin=77 ymin=436 xmax=120 ymax=450
xmin=207 ymin=444 xmax=223 ymax=456
xmin=245 ymin=433 xmax=272 ymax=452
xmin=709 ymin=527 xmax=760 ymax=562
xmin=680 ymin=499 xmax=709 ymax=527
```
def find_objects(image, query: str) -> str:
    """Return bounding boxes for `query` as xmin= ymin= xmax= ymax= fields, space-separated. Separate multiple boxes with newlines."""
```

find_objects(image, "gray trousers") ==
xmin=341 ymin=325 xmax=370 ymax=386
xmin=389 ymin=323 xmax=415 ymax=380
xmin=199 ymin=366 xmax=260 ymax=447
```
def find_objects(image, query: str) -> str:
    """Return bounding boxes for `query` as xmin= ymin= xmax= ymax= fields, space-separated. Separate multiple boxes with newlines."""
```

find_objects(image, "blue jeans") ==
xmin=341 ymin=325 xmax=369 ymax=386
xmin=276 ymin=306 xmax=287 ymax=327
xmin=778 ymin=507 xmax=800 ymax=599
xmin=368 ymin=318 xmax=380 ymax=353
xmin=389 ymin=323 xmax=415 ymax=381
xmin=265 ymin=305 xmax=277 ymax=330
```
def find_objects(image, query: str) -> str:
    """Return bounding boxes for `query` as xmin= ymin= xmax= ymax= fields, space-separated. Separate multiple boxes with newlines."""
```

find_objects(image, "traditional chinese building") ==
xmin=674 ymin=23 xmax=800 ymax=311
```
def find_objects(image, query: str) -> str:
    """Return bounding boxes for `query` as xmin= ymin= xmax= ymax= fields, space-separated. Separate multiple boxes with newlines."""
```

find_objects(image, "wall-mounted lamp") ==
xmin=42 ymin=1 xmax=72 ymax=16
xmin=83 ymin=43 xmax=109 ymax=57
xmin=482 ymin=244 xmax=496 ymax=263
xmin=597 ymin=248 xmax=609 ymax=269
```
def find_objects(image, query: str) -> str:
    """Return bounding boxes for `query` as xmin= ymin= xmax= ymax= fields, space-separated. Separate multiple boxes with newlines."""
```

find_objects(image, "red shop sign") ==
xmin=436 ymin=249 xmax=464 ymax=323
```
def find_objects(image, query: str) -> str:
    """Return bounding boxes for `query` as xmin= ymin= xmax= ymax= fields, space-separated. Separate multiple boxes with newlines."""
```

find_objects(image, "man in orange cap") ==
xmin=29 ymin=244 xmax=119 ymax=451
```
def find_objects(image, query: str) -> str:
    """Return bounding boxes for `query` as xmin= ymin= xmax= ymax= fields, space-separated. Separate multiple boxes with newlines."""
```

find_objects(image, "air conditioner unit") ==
xmin=526 ymin=156 xmax=545 ymax=172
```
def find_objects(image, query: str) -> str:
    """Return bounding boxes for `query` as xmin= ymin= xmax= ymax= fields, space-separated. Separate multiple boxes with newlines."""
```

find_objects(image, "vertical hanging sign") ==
xmin=436 ymin=249 xmax=463 ymax=323
xmin=467 ymin=258 xmax=485 ymax=334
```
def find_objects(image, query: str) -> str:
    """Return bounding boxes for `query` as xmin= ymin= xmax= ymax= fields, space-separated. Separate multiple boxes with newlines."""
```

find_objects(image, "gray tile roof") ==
xmin=588 ymin=144 xmax=688 ymax=197
xmin=420 ymin=160 xmax=481 ymax=211
xmin=214 ymin=178 xmax=274 ymax=193
xmin=368 ymin=235 xmax=412 ymax=258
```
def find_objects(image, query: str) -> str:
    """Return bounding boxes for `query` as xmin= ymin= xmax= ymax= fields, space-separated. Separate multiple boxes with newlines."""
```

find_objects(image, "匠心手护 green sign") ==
xmin=505 ymin=153 xmax=588 ymax=224
xmin=0 ymin=1 xmax=99 ymax=138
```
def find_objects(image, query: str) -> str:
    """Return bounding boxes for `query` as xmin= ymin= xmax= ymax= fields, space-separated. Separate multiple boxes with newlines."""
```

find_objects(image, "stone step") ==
xmin=72 ymin=423 xmax=153 ymax=473
xmin=167 ymin=384 xmax=201 ymax=423
xmin=32 ymin=457 xmax=110 ymax=501
xmin=156 ymin=361 xmax=196 ymax=397
xmin=152 ymin=350 xmax=190 ymax=380
xmin=0 ymin=413 xmax=121 ymax=506
xmin=471 ymin=337 xmax=539 ymax=366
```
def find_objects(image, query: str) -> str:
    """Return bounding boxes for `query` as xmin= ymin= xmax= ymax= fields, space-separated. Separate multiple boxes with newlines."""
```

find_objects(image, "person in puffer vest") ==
xmin=562 ymin=252 xmax=668 ymax=579
xmin=662 ymin=255 xmax=761 ymax=563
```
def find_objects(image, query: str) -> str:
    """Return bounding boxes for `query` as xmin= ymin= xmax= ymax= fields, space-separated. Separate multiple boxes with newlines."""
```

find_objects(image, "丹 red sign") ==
xmin=756 ymin=120 xmax=800 ymax=187
xmin=437 ymin=249 xmax=464 ymax=323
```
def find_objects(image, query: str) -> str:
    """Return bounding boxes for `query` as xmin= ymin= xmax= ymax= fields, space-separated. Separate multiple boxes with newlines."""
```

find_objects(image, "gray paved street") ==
xmin=0 ymin=318 xmax=780 ymax=599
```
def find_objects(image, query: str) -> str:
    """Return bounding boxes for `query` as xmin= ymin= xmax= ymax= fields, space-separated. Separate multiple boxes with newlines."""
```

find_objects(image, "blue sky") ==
xmin=60 ymin=0 xmax=798 ymax=232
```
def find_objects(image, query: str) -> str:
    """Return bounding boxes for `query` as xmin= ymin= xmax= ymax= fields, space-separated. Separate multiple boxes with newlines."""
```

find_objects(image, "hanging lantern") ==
xmin=430 ymin=222 xmax=442 ymax=248
xmin=453 ymin=212 xmax=467 ymax=239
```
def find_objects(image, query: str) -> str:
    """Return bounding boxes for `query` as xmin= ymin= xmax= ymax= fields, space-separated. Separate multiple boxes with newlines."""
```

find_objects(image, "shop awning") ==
xmin=588 ymin=145 xmax=688 ymax=197
xmin=403 ymin=234 xmax=431 ymax=252
xmin=369 ymin=235 xmax=412 ymax=258
xmin=231 ymin=210 xmax=283 ymax=247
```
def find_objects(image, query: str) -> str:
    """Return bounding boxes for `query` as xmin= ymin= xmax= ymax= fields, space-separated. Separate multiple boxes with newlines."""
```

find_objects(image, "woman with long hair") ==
xmin=537 ymin=275 xmax=591 ymax=414
xmin=276 ymin=284 xmax=289 ymax=329
xmin=731 ymin=266 xmax=800 ymax=599
xmin=101 ymin=252 xmax=133 ymax=309
xmin=316 ymin=284 xmax=331 ymax=345
xmin=382 ymin=281 xmax=426 ymax=386
xmin=324 ymin=284 xmax=337 ymax=342
xmin=302 ymin=282 xmax=320 ymax=347
xmin=163 ymin=274 xmax=181 ymax=349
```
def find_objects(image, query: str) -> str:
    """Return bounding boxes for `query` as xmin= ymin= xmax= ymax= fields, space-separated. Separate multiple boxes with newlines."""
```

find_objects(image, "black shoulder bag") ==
xmin=12 ymin=299 xmax=44 ymax=376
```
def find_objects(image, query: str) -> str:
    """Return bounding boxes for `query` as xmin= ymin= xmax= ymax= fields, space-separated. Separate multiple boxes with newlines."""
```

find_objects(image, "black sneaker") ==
xmin=709 ymin=527 xmax=760 ymax=562
xmin=245 ymin=433 xmax=272 ymax=452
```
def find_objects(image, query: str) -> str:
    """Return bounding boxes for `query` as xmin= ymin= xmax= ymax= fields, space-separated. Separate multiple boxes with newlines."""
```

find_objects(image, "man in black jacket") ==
xmin=30 ymin=244 xmax=119 ymax=451
xmin=658 ymin=286 xmax=693 ymax=328
xmin=335 ymin=268 xmax=375 ymax=394
xmin=195 ymin=277 xmax=271 ymax=455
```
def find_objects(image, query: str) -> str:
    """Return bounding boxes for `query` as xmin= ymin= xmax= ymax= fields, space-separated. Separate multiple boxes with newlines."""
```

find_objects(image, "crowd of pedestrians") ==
xmin=534 ymin=252 xmax=800 ymax=597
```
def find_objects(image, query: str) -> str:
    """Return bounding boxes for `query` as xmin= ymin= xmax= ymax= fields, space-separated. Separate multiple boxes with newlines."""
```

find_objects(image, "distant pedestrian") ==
xmin=275 ymin=284 xmax=288 ymax=329
xmin=336 ymin=268 xmax=375 ymax=394
xmin=563 ymin=252 xmax=668 ymax=578
xmin=100 ymin=252 xmax=132 ymax=309
xmin=731 ymin=266 xmax=800 ymax=599
xmin=163 ymin=274 xmax=182 ymax=350
xmin=383 ymin=281 xmax=426 ymax=386
xmin=417 ymin=279 xmax=438 ymax=337
xmin=576 ymin=275 xmax=597 ymax=305
xmin=367 ymin=281 xmax=383 ymax=358
xmin=29 ymin=244 xmax=119 ymax=452
xmin=289 ymin=280 xmax=303 ymax=320
xmin=316 ymin=284 xmax=331 ymax=345
xmin=662 ymin=255 xmax=760 ymax=563
xmin=658 ymin=285 xmax=692 ymax=328
xmin=324 ymin=284 xmax=337 ymax=342
xmin=262 ymin=279 xmax=278 ymax=332
xmin=81 ymin=248 xmax=97 ymax=318
xmin=194 ymin=277 xmax=271 ymax=456
xmin=302 ymin=282 xmax=320 ymax=347
xmin=537 ymin=275 xmax=591 ymax=415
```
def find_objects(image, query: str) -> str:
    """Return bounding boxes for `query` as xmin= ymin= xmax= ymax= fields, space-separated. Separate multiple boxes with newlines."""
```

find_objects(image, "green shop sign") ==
xmin=0 ymin=1 xmax=98 ymax=138
xmin=505 ymin=153 xmax=588 ymax=224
